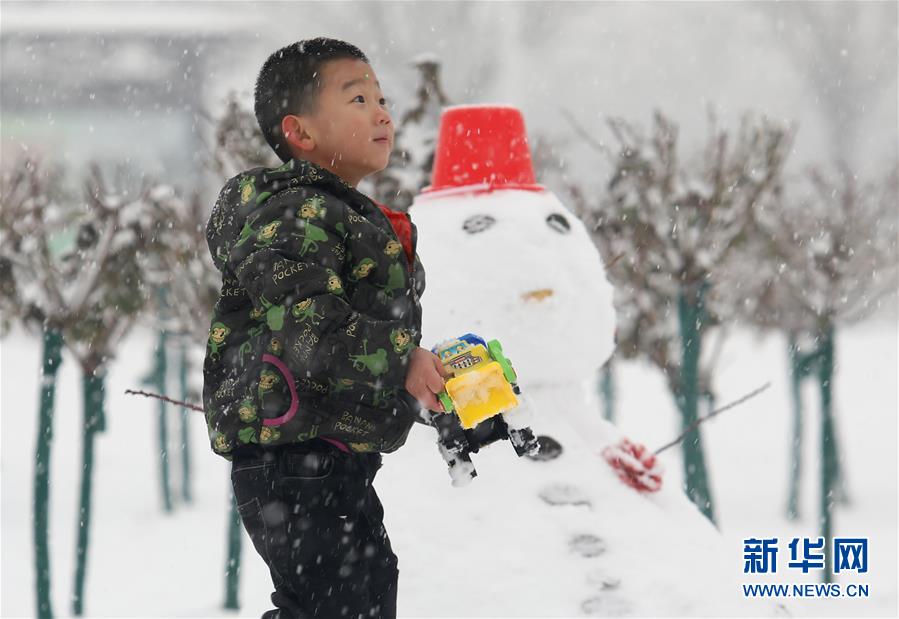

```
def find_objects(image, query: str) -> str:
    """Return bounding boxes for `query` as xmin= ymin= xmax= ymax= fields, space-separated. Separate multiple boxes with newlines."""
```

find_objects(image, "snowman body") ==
xmin=411 ymin=187 xmax=620 ymax=452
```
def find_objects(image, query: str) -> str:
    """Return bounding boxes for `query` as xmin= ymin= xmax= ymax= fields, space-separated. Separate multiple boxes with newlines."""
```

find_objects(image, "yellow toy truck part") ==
xmin=445 ymin=360 xmax=519 ymax=429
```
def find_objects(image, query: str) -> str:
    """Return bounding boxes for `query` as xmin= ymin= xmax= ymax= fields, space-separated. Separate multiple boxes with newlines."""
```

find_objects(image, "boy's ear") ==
xmin=282 ymin=115 xmax=316 ymax=153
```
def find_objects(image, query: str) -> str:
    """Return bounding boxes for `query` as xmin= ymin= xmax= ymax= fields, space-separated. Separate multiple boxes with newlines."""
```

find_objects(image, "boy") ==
xmin=203 ymin=38 xmax=447 ymax=619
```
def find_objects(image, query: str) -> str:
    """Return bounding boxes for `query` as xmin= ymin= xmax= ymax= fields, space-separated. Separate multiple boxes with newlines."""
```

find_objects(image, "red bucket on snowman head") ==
xmin=422 ymin=105 xmax=545 ymax=197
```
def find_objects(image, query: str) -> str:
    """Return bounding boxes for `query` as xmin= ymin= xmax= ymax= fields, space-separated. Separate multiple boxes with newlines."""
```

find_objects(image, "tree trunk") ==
xmin=154 ymin=330 xmax=173 ymax=512
xmin=786 ymin=332 xmax=804 ymax=520
xmin=34 ymin=328 xmax=64 ymax=619
xmin=827 ymin=406 xmax=851 ymax=507
xmin=787 ymin=327 xmax=849 ymax=523
xmin=599 ymin=358 xmax=615 ymax=422
xmin=178 ymin=340 xmax=192 ymax=504
xmin=818 ymin=323 xmax=837 ymax=583
xmin=72 ymin=368 xmax=105 ymax=616
xmin=224 ymin=492 xmax=242 ymax=610
xmin=675 ymin=285 xmax=715 ymax=523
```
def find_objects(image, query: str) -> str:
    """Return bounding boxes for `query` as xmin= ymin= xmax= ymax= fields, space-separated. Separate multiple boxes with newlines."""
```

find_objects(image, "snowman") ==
xmin=378 ymin=105 xmax=778 ymax=617
xmin=411 ymin=105 xmax=623 ymax=480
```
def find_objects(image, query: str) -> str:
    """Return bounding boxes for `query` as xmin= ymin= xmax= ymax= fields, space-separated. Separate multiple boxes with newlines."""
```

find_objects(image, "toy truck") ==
xmin=426 ymin=333 xmax=540 ymax=485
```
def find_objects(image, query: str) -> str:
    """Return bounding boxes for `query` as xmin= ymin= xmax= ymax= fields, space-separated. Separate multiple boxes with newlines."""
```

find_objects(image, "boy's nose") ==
xmin=374 ymin=107 xmax=392 ymax=126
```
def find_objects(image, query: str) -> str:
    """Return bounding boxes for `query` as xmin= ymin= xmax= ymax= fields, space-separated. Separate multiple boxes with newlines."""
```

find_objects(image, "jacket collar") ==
xmin=262 ymin=158 xmax=371 ymax=211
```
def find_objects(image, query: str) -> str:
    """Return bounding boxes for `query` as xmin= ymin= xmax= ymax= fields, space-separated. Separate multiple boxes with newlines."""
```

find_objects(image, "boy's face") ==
xmin=284 ymin=58 xmax=394 ymax=187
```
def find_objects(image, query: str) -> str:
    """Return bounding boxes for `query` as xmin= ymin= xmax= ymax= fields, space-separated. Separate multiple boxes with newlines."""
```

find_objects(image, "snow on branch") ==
xmin=0 ymin=155 xmax=205 ymax=372
xmin=574 ymin=110 xmax=793 ymax=390
xmin=719 ymin=160 xmax=898 ymax=331
xmin=198 ymin=91 xmax=280 ymax=180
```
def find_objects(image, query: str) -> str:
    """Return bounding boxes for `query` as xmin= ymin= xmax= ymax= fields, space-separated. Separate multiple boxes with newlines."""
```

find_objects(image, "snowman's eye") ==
xmin=463 ymin=214 xmax=496 ymax=234
xmin=546 ymin=213 xmax=571 ymax=234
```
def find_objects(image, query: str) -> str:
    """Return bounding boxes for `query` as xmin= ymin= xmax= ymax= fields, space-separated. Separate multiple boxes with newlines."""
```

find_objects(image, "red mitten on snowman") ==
xmin=601 ymin=438 xmax=664 ymax=493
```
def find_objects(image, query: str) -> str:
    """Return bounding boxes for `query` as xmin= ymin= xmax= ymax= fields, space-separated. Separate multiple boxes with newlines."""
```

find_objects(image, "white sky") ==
xmin=3 ymin=1 xmax=896 ymax=193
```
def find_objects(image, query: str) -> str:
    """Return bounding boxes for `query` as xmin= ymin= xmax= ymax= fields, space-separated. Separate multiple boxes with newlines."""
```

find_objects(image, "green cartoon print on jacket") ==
xmin=239 ymin=175 xmax=272 ymax=206
xmin=213 ymin=433 xmax=232 ymax=454
xmin=294 ymin=221 xmax=328 ymax=256
xmin=234 ymin=214 xmax=257 ymax=248
xmin=349 ymin=339 xmax=389 ymax=377
xmin=268 ymin=337 xmax=282 ymax=356
xmin=255 ymin=221 xmax=281 ymax=248
xmin=328 ymin=377 xmax=354 ymax=396
xmin=291 ymin=298 xmax=325 ymax=325
xmin=259 ymin=295 xmax=286 ymax=331
xmin=238 ymin=398 xmax=258 ymax=423
xmin=377 ymin=262 xmax=406 ymax=302
xmin=238 ymin=426 xmax=257 ymax=444
xmin=268 ymin=160 xmax=293 ymax=174
xmin=257 ymin=369 xmax=281 ymax=415
xmin=349 ymin=257 xmax=376 ymax=282
xmin=325 ymin=269 xmax=344 ymax=295
xmin=208 ymin=322 xmax=231 ymax=361
xmin=238 ymin=324 xmax=266 ymax=366
xmin=259 ymin=426 xmax=281 ymax=444
xmin=298 ymin=195 xmax=327 ymax=220
xmin=384 ymin=240 xmax=402 ymax=258
xmin=235 ymin=213 xmax=281 ymax=249
xmin=239 ymin=176 xmax=256 ymax=204
xmin=390 ymin=328 xmax=413 ymax=354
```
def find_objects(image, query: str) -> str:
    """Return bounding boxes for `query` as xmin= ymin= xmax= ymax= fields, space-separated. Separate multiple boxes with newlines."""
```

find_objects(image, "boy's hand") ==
xmin=405 ymin=347 xmax=449 ymax=413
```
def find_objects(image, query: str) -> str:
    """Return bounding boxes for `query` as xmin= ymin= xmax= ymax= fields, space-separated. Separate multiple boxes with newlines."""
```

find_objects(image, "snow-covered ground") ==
xmin=620 ymin=319 xmax=899 ymax=619
xmin=2 ymin=319 xmax=895 ymax=617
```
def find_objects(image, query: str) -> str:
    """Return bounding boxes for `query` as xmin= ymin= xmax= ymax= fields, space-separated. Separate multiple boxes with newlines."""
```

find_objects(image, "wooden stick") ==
xmin=124 ymin=389 xmax=205 ymax=413
xmin=127 ymin=380 xmax=771 ymax=450
xmin=654 ymin=382 xmax=771 ymax=455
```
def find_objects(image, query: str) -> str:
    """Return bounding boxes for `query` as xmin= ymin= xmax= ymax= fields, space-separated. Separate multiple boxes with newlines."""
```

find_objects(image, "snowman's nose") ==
xmin=522 ymin=288 xmax=554 ymax=302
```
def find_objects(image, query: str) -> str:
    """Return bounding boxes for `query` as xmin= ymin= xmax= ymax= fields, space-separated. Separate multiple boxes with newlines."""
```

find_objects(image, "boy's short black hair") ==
xmin=255 ymin=37 xmax=369 ymax=163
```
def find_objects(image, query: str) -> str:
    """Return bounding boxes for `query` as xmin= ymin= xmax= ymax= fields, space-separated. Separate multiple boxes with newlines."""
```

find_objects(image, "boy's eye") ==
xmin=352 ymin=94 xmax=389 ymax=106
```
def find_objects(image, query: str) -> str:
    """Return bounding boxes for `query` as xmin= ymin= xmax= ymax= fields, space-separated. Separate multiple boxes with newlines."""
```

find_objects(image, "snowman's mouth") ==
xmin=521 ymin=288 xmax=554 ymax=302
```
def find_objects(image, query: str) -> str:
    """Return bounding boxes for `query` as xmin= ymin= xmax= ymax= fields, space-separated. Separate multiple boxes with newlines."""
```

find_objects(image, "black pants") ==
xmin=230 ymin=440 xmax=398 ymax=619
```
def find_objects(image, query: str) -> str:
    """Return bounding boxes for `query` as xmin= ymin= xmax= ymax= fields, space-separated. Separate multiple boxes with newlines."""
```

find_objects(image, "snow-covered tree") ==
xmin=1 ymin=157 xmax=71 ymax=619
xmin=574 ymin=110 xmax=794 ymax=522
xmin=65 ymin=162 xmax=183 ymax=615
xmin=730 ymin=163 xmax=898 ymax=329
xmin=0 ymin=156 xmax=191 ymax=617
xmin=716 ymin=160 xmax=898 ymax=575
xmin=143 ymin=186 xmax=219 ymax=340
xmin=138 ymin=184 xmax=220 ymax=510
xmin=201 ymin=90 xmax=280 ymax=179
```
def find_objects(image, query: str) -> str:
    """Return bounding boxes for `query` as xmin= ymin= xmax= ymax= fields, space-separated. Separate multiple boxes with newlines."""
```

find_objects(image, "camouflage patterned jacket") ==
xmin=202 ymin=158 xmax=426 ymax=460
